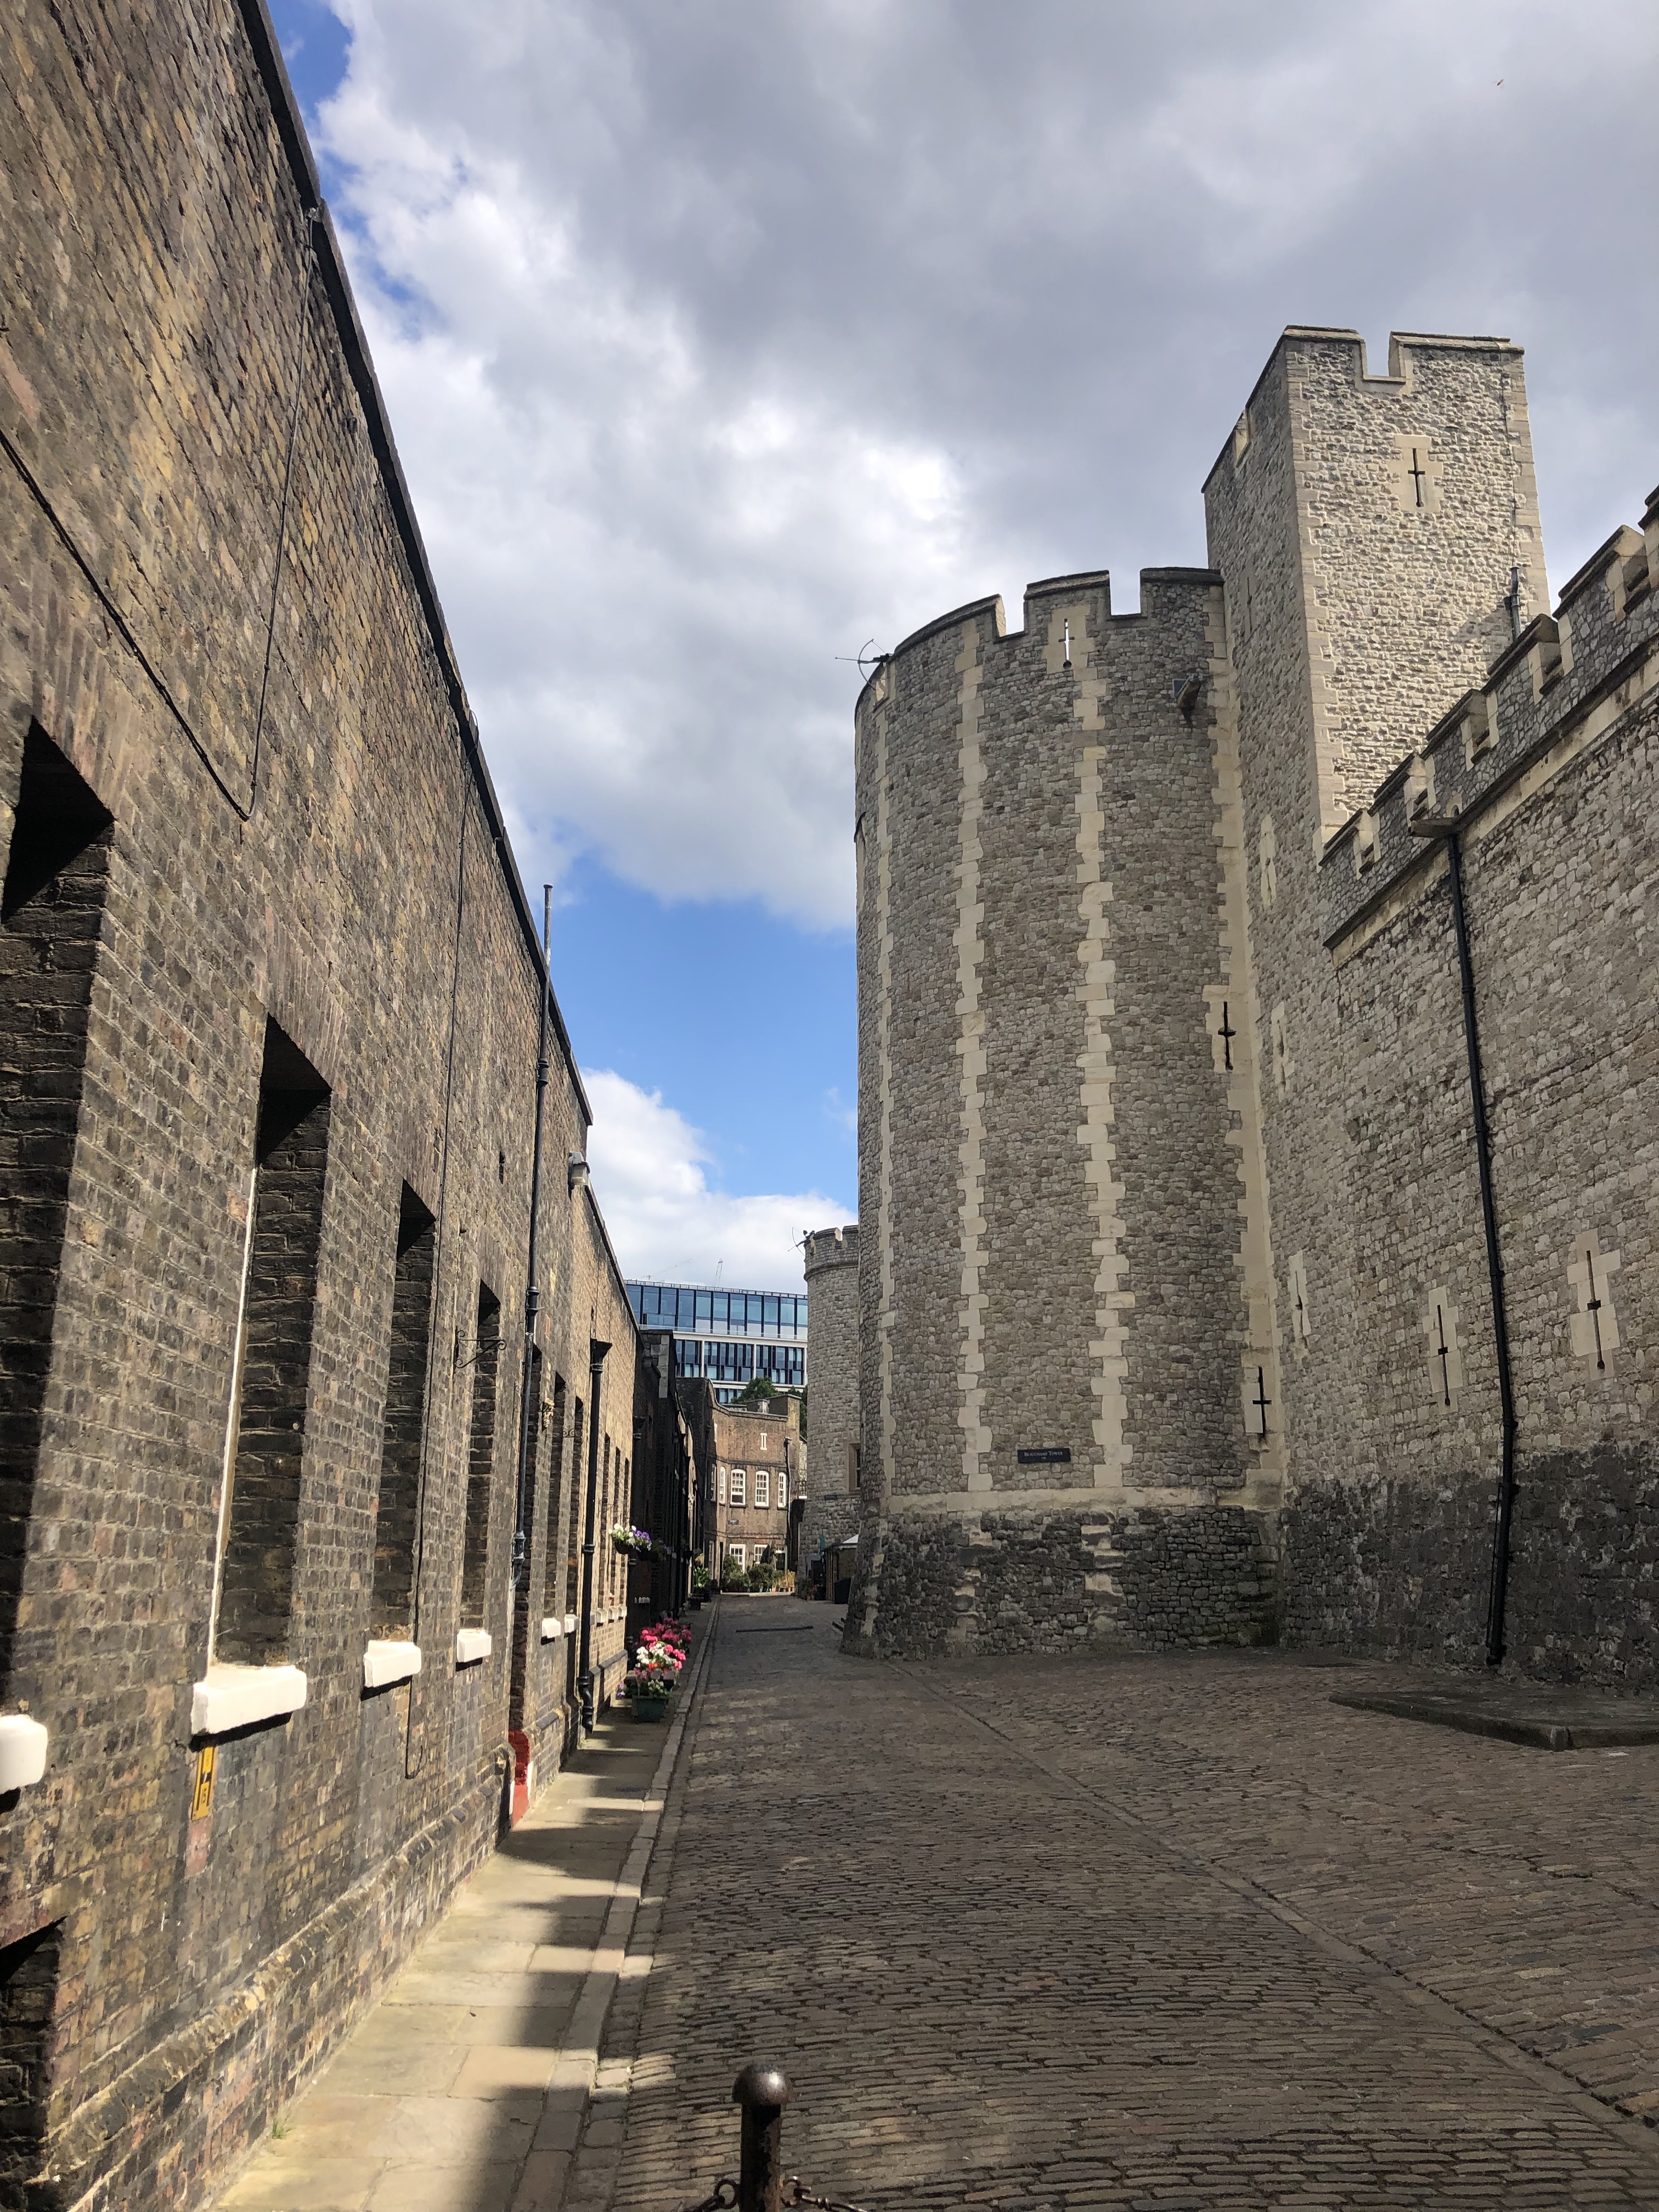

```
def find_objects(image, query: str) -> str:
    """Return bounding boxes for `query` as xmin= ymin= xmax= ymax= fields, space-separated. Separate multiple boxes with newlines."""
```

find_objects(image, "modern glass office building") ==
xmin=625 ymin=1280 xmax=808 ymax=1403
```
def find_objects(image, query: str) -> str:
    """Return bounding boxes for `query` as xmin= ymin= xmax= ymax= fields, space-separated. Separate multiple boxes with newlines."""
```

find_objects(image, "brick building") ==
xmin=0 ymin=4 xmax=659 ymax=2206
xmin=630 ymin=1330 xmax=716 ymax=1623
xmin=850 ymin=326 xmax=1659 ymax=1687
xmin=709 ymin=1395 xmax=802 ymax=1578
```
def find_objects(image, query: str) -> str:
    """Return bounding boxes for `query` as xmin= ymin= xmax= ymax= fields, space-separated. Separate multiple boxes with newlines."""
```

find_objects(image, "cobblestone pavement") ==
xmin=591 ymin=1601 xmax=1659 ymax=2212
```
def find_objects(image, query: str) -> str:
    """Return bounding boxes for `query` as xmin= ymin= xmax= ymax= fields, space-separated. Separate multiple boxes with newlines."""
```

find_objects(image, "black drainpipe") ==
xmin=511 ymin=885 xmax=554 ymax=1593
xmin=577 ymin=1336 xmax=611 ymax=1734
xmin=1412 ymin=817 xmax=1518 ymax=1662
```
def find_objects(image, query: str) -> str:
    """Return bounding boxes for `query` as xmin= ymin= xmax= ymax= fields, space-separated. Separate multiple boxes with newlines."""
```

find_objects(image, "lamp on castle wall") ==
xmin=568 ymin=1152 xmax=590 ymax=1196
xmin=1409 ymin=812 xmax=1518 ymax=1664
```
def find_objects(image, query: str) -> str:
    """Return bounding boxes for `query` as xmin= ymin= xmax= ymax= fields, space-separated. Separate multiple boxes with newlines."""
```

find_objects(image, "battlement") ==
xmin=1203 ymin=325 xmax=1524 ymax=492
xmin=803 ymin=1222 xmax=859 ymax=1275
xmin=861 ymin=566 xmax=1223 ymax=714
xmin=1321 ymin=480 xmax=1659 ymax=948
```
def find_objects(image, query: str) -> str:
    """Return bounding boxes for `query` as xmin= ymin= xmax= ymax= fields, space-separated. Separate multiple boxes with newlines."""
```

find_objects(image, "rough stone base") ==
xmin=1279 ymin=1446 xmax=1659 ymax=1691
xmin=843 ymin=1503 xmax=1278 ymax=1660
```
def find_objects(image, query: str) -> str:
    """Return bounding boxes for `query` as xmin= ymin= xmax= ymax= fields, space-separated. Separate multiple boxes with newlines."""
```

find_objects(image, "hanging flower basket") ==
xmin=610 ymin=1523 xmax=652 ymax=1556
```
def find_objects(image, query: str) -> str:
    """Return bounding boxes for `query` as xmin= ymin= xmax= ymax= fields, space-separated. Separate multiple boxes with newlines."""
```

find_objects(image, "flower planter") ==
xmin=632 ymin=1695 xmax=672 ymax=1724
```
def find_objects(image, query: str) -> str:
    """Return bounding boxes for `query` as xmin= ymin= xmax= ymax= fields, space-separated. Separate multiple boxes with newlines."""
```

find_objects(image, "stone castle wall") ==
xmin=800 ymin=1225 xmax=860 ymax=1565
xmin=851 ymin=324 xmax=1659 ymax=1683
xmin=0 ymin=4 xmax=635 ymax=2205
xmin=847 ymin=563 xmax=1278 ymax=1657
xmin=1301 ymin=492 xmax=1659 ymax=1679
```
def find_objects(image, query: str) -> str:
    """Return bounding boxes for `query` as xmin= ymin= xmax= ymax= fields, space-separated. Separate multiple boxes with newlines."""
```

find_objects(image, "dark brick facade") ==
xmin=0 ymin=3 xmax=643 ymax=2206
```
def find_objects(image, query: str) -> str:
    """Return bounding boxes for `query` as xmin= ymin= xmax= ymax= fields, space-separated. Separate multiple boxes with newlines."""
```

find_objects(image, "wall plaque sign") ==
xmin=1016 ymin=1446 xmax=1071 ymax=1465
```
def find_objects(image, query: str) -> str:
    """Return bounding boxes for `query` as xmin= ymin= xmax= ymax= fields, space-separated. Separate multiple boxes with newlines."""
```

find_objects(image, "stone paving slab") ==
xmin=1330 ymin=1677 xmax=1659 ymax=1750
xmin=589 ymin=1602 xmax=1659 ymax=2212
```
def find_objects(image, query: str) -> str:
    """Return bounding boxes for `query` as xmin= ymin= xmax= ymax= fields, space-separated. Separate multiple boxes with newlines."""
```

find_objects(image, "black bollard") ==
xmin=731 ymin=2061 xmax=793 ymax=2212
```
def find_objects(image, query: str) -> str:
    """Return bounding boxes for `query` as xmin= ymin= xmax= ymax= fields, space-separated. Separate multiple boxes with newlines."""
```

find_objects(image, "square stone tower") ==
xmin=1206 ymin=328 xmax=1547 ymax=847
xmin=1203 ymin=330 xmax=1548 ymax=1513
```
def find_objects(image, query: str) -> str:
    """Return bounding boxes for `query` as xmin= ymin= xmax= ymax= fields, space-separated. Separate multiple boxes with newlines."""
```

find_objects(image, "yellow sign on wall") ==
xmin=190 ymin=1744 xmax=216 ymax=1821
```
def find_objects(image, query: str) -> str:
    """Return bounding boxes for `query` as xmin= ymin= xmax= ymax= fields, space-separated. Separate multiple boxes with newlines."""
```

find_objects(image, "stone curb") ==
xmin=509 ymin=1622 xmax=715 ymax=2212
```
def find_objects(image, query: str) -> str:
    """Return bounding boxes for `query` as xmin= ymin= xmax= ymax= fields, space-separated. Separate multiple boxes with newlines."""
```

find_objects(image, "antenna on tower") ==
xmin=835 ymin=640 xmax=888 ymax=682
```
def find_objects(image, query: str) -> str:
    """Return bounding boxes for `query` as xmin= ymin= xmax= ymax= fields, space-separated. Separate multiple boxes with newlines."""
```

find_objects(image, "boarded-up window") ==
xmin=369 ymin=1186 xmax=435 ymax=1637
xmin=0 ymin=1918 xmax=63 ymax=2204
xmin=217 ymin=1022 xmax=330 ymax=1665
xmin=0 ymin=727 xmax=111 ymax=1683
xmin=460 ymin=1285 xmax=500 ymax=1627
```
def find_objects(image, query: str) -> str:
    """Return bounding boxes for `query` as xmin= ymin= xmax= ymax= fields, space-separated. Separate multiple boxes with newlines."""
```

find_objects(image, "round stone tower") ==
xmin=845 ymin=569 xmax=1282 ymax=1658
xmin=800 ymin=1224 xmax=860 ymax=1571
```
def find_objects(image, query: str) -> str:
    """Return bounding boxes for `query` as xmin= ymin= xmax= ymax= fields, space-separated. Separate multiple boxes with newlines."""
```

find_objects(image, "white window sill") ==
xmin=540 ymin=1616 xmax=564 ymax=1642
xmin=563 ymin=1612 xmax=577 ymax=1634
xmin=191 ymin=1664 xmax=307 ymax=1737
xmin=0 ymin=1715 xmax=49 ymax=1791
xmin=455 ymin=1628 xmax=493 ymax=1667
xmin=363 ymin=1640 xmax=422 ymax=1690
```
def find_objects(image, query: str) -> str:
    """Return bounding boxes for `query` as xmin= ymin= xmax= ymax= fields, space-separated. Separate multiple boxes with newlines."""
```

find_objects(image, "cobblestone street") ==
xmin=591 ymin=1599 xmax=1659 ymax=2212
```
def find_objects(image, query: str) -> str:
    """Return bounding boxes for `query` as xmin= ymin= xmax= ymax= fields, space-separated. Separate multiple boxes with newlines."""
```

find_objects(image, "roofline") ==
xmin=236 ymin=0 xmax=590 ymax=1126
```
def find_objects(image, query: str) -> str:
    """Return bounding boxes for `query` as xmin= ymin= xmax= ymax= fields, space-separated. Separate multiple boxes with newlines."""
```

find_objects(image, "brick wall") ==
xmin=712 ymin=1396 xmax=799 ymax=1567
xmin=0 ymin=2 xmax=637 ymax=2204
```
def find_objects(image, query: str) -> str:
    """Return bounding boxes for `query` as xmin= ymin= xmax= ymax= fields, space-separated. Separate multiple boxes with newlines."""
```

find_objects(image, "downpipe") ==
xmin=1411 ymin=816 xmax=1518 ymax=1663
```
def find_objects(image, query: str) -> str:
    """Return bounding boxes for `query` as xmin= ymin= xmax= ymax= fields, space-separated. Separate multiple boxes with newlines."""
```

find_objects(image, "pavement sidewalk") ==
xmin=210 ymin=1622 xmax=712 ymax=2212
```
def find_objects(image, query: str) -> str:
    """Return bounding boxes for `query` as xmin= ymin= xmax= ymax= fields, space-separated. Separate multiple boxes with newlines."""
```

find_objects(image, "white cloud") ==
xmin=582 ymin=1069 xmax=850 ymax=1288
xmin=311 ymin=0 xmax=1659 ymax=933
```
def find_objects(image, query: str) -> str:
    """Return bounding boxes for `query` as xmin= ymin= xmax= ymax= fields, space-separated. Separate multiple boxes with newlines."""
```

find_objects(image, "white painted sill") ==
xmin=563 ymin=1612 xmax=577 ymax=1635
xmin=539 ymin=1616 xmax=564 ymax=1642
xmin=0 ymin=1715 xmax=49 ymax=1791
xmin=362 ymin=1640 xmax=422 ymax=1691
xmin=454 ymin=1628 xmax=493 ymax=1667
xmin=191 ymin=1664 xmax=307 ymax=1737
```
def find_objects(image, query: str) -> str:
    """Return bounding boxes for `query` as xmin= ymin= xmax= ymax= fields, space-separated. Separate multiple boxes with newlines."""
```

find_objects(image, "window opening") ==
xmin=460 ymin=1284 xmax=500 ymax=1626
xmin=1252 ymin=1365 xmax=1271 ymax=1439
xmin=0 ymin=1919 xmax=63 ymax=2204
xmin=215 ymin=1019 xmax=330 ymax=1665
xmin=541 ymin=1374 xmax=568 ymax=1617
xmin=0 ymin=726 xmax=112 ymax=1684
xmin=369 ymin=1185 xmax=436 ymax=1637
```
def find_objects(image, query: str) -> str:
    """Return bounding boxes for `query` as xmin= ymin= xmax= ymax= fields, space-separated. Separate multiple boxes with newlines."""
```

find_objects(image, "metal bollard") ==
xmin=731 ymin=2061 xmax=793 ymax=2212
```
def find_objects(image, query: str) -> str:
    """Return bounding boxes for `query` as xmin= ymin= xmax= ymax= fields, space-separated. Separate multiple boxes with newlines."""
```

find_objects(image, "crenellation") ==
xmin=1321 ymin=509 xmax=1659 ymax=951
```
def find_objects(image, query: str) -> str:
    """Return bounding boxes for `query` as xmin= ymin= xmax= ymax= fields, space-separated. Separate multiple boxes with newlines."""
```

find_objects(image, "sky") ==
xmin=269 ymin=0 xmax=1659 ymax=1290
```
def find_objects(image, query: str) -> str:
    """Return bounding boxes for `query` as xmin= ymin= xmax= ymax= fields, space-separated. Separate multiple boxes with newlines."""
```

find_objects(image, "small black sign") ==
xmin=1016 ymin=1446 xmax=1072 ymax=1465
